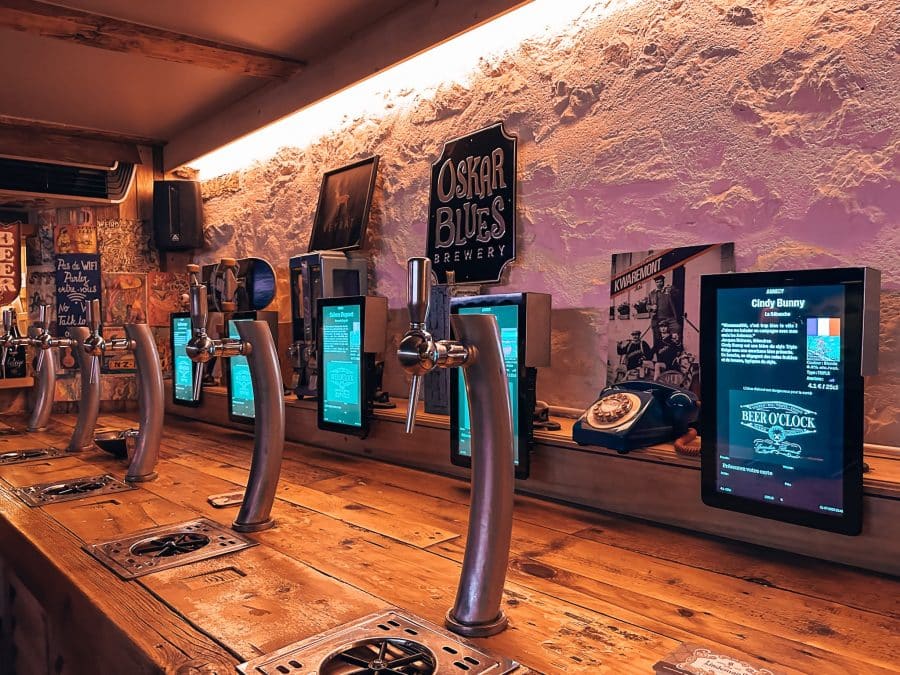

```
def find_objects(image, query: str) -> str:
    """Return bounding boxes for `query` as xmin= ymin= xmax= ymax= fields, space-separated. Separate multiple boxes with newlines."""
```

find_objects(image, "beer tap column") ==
xmin=67 ymin=300 xmax=101 ymax=452
xmin=186 ymin=281 xmax=285 ymax=532
xmin=28 ymin=304 xmax=75 ymax=432
xmin=398 ymin=257 xmax=515 ymax=637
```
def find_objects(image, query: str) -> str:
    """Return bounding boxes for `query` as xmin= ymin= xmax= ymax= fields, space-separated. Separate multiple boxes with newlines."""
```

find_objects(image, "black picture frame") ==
xmin=170 ymin=311 xmax=201 ymax=408
xmin=308 ymin=156 xmax=379 ymax=252
xmin=226 ymin=311 xmax=257 ymax=425
xmin=699 ymin=268 xmax=866 ymax=536
xmin=316 ymin=296 xmax=369 ymax=438
xmin=450 ymin=294 xmax=534 ymax=480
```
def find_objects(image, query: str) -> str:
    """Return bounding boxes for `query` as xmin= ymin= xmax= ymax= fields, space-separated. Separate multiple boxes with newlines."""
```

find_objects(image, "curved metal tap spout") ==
xmin=445 ymin=313 xmax=514 ymax=637
xmin=124 ymin=323 xmax=164 ymax=482
xmin=67 ymin=326 xmax=100 ymax=453
xmin=28 ymin=304 xmax=72 ymax=432
xmin=232 ymin=320 xmax=284 ymax=532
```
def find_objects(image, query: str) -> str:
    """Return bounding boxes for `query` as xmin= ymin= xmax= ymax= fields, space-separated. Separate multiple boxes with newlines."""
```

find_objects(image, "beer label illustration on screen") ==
xmin=739 ymin=401 xmax=817 ymax=459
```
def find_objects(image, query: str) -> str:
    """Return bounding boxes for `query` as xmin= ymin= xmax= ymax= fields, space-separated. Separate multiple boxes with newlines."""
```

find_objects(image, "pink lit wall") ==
xmin=196 ymin=0 xmax=899 ymax=447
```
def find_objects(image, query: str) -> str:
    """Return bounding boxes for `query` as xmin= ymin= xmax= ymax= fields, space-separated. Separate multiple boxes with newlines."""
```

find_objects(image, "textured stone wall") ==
xmin=197 ymin=0 xmax=899 ymax=447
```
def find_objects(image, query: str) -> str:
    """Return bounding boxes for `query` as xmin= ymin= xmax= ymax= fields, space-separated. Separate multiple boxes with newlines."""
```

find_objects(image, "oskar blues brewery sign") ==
xmin=739 ymin=400 xmax=817 ymax=459
xmin=427 ymin=122 xmax=516 ymax=284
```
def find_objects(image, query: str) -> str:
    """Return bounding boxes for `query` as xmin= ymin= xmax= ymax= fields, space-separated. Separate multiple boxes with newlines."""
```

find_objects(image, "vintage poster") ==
xmin=147 ymin=271 xmax=188 ymax=326
xmin=153 ymin=326 xmax=172 ymax=379
xmin=97 ymin=217 xmax=158 ymax=273
xmin=103 ymin=273 xmax=148 ymax=325
xmin=54 ymin=208 xmax=99 ymax=254
xmin=27 ymin=269 xmax=55 ymax=320
xmin=101 ymin=325 xmax=136 ymax=373
xmin=607 ymin=243 xmax=735 ymax=394
xmin=55 ymin=253 xmax=101 ymax=333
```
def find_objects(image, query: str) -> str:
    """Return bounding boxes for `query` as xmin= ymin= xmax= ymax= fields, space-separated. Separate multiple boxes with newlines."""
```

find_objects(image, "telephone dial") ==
xmin=572 ymin=380 xmax=699 ymax=453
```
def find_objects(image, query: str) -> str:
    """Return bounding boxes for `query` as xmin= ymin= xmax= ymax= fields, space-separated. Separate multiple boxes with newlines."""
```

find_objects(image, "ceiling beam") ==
xmin=0 ymin=0 xmax=305 ymax=79
xmin=0 ymin=115 xmax=150 ymax=167
xmin=164 ymin=0 xmax=531 ymax=171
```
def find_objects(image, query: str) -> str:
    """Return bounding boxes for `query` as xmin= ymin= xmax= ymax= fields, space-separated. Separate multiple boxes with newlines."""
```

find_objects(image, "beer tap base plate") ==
xmin=125 ymin=472 xmax=158 ymax=484
xmin=232 ymin=518 xmax=275 ymax=533
xmin=445 ymin=609 xmax=508 ymax=637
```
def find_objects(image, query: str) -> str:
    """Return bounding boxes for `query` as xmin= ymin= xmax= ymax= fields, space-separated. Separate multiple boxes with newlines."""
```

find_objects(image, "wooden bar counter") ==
xmin=0 ymin=412 xmax=898 ymax=674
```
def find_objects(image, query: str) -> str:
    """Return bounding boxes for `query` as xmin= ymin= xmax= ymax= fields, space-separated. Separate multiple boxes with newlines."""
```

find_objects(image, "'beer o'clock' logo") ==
xmin=739 ymin=401 xmax=817 ymax=459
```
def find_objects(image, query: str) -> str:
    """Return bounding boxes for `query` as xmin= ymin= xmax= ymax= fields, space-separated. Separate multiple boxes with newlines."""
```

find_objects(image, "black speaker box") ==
xmin=153 ymin=180 xmax=204 ymax=251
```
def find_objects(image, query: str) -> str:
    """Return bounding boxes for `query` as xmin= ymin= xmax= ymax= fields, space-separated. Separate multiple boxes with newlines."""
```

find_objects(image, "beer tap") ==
xmin=186 ymin=278 xmax=285 ymax=532
xmin=66 ymin=302 xmax=100 ymax=453
xmin=28 ymin=304 xmax=75 ymax=432
xmin=397 ymin=257 xmax=515 ymax=637
xmin=78 ymin=299 xmax=164 ymax=481
xmin=0 ymin=309 xmax=27 ymax=378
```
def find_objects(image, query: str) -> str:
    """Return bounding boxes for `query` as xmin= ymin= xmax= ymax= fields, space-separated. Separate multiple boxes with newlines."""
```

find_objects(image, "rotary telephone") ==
xmin=572 ymin=380 xmax=699 ymax=453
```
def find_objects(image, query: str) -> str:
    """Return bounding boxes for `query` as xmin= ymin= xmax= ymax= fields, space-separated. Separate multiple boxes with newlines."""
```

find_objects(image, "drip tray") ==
xmin=0 ymin=446 xmax=63 ymax=465
xmin=238 ymin=609 xmax=521 ymax=674
xmin=14 ymin=473 xmax=134 ymax=507
xmin=84 ymin=517 xmax=257 ymax=579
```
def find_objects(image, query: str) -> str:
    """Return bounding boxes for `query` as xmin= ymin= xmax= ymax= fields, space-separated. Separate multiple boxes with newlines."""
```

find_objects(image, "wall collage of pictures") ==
xmin=21 ymin=206 xmax=186 ymax=404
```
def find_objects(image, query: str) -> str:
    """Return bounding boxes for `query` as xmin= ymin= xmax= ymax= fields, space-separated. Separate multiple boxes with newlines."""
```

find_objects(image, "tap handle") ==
xmin=37 ymin=304 xmax=50 ymax=332
xmin=192 ymin=361 xmax=204 ymax=401
xmin=220 ymin=258 xmax=238 ymax=311
xmin=189 ymin=284 xmax=208 ymax=335
xmin=407 ymin=257 xmax=431 ymax=328
xmin=87 ymin=299 xmax=101 ymax=334
xmin=186 ymin=263 xmax=201 ymax=286
xmin=2 ymin=309 xmax=12 ymax=334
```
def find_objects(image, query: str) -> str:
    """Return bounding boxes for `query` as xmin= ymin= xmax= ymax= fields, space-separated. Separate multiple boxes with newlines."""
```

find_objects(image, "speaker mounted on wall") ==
xmin=153 ymin=180 xmax=204 ymax=251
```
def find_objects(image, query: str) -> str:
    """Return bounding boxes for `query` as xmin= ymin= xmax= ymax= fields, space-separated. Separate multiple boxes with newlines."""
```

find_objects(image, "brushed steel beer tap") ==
xmin=78 ymin=299 xmax=164 ymax=481
xmin=185 ymin=279 xmax=285 ymax=532
xmin=28 ymin=304 xmax=75 ymax=432
xmin=398 ymin=257 xmax=515 ymax=637
xmin=0 ymin=309 xmax=28 ymax=379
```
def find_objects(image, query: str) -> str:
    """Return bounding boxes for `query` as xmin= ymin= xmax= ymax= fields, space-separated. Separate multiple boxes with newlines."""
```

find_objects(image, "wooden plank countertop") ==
xmin=0 ymin=412 xmax=898 ymax=674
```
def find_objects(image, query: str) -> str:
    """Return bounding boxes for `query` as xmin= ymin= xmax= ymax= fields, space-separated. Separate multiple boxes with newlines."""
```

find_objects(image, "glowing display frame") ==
xmin=170 ymin=311 xmax=201 ymax=407
xmin=700 ymin=268 xmax=869 ymax=535
xmin=316 ymin=296 xmax=369 ymax=437
xmin=226 ymin=312 xmax=256 ymax=425
xmin=450 ymin=294 xmax=536 ymax=480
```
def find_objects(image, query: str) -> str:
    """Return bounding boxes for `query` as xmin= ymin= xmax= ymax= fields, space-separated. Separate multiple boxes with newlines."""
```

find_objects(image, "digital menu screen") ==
xmin=701 ymin=270 xmax=865 ymax=535
xmin=319 ymin=302 xmax=363 ymax=430
xmin=171 ymin=313 xmax=200 ymax=406
xmin=450 ymin=296 xmax=534 ymax=479
xmin=227 ymin=317 xmax=255 ymax=422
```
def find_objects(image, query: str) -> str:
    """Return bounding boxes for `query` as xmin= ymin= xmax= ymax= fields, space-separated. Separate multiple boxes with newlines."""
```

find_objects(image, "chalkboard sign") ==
xmin=55 ymin=253 xmax=101 ymax=332
xmin=427 ymin=122 xmax=516 ymax=285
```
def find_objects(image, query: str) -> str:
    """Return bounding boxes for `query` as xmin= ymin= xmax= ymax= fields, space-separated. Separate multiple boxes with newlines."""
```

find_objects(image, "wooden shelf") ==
xmin=0 ymin=377 xmax=32 ymax=390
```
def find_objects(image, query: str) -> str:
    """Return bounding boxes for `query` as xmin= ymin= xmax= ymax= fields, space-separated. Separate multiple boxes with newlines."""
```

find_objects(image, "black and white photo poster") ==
xmin=607 ymin=243 xmax=735 ymax=394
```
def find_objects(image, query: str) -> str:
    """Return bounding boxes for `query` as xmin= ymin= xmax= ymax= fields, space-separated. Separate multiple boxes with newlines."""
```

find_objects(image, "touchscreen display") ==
xmin=714 ymin=284 xmax=846 ymax=516
xmin=321 ymin=303 xmax=363 ymax=428
xmin=172 ymin=315 xmax=197 ymax=404
xmin=228 ymin=318 xmax=255 ymax=420
xmin=456 ymin=304 xmax=519 ymax=465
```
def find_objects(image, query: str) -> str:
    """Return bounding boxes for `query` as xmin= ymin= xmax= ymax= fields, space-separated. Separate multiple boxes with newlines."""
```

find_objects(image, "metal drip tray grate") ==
xmin=84 ymin=517 xmax=257 ymax=579
xmin=14 ymin=473 xmax=134 ymax=506
xmin=0 ymin=446 xmax=63 ymax=465
xmin=238 ymin=610 xmax=521 ymax=674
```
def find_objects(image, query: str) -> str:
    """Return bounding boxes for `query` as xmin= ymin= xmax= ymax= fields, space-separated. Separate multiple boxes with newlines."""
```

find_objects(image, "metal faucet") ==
xmin=0 ymin=309 xmax=28 ymax=378
xmin=27 ymin=304 xmax=75 ymax=432
xmin=186 ymin=280 xmax=285 ymax=532
xmin=78 ymin=299 xmax=164 ymax=481
xmin=398 ymin=257 xmax=515 ymax=637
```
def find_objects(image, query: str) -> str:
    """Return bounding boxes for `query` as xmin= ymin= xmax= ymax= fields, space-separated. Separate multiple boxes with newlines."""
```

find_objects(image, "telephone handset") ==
xmin=572 ymin=380 xmax=699 ymax=453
